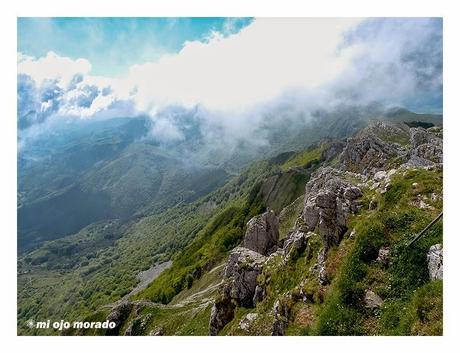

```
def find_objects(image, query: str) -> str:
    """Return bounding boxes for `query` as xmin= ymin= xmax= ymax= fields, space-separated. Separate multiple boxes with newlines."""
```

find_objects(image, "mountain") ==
xmin=18 ymin=117 xmax=230 ymax=251
xmin=17 ymin=118 xmax=442 ymax=336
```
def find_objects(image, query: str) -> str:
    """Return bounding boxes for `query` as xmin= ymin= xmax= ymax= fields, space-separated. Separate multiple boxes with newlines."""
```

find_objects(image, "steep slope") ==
xmin=19 ymin=138 xmax=229 ymax=251
xmin=17 ymin=117 xmax=443 ymax=336
xmin=69 ymin=121 xmax=442 ymax=336
xmin=18 ymin=138 xmax=337 ymax=335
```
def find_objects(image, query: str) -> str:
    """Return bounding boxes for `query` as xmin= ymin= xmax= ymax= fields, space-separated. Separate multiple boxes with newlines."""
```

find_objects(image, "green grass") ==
xmin=311 ymin=168 xmax=443 ymax=335
xmin=134 ymin=183 xmax=266 ymax=304
xmin=281 ymin=147 xmax=322 ymax=171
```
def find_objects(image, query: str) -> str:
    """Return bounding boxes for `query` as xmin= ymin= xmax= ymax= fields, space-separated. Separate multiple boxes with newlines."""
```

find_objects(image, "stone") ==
xmin=316 ymin=248 xmax=328 ymax=285
xmin=369 ymin=197 xmax=378 ymax=210
xmin=238 ymin=313 xmax=258 ymax=331
xmin=301 ymin=167 xmax=363 ymax=250
xmin=387 ymin=169 xmax=397 ymax=178
xmin=343 ymin=186 xmax=363 ymax=201
xmin=149 ymin=327 xmax=164 ymax=336
xmin=272 ymin=300 xmax=289 ymax=336
xmin=224 ymin=247 xmax=266 ymax=307
xmin=105 ymin=302 xmax=133 ymax=335
xmin=283 ymin=229 xmax=309 ymax=261
xmin=376 ymin=247 xmax=390 ymax=265
xmin=374 ymin=171 xmax=387 ymax=181
xmin=427 ymin=244 xmax=443 ymax=281
xmin=209 ymin=286 xmax=236 ymax=336
xmin=402 ymin=127 xmax=443 ymax=168
xmin=349 ymin=228 xmax=357 ymax=239
xmin=243 ymin=210 xmax=279 ymax=255
xmin=253 ymin=285 xmax=265 ymax=306
xmin=337 ymin=121 xmax=410 ymax=176
xmin=364 ymin=290 xmax=383 ymax=309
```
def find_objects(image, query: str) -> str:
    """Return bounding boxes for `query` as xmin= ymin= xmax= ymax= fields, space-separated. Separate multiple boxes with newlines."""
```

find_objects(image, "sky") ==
xmin=18 ymin=18 xmax=253 ymax=77
xmin=17 ymin=17 xmax=443 ymax=138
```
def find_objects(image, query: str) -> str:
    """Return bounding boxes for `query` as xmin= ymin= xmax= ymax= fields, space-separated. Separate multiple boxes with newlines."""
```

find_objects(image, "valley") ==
xmin=17 ymin=109 xmax=442 ymax=335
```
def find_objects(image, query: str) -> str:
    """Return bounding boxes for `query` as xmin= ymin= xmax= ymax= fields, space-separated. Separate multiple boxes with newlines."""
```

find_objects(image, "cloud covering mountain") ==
xmin=17 ymin=18 xmax=442 ymax=146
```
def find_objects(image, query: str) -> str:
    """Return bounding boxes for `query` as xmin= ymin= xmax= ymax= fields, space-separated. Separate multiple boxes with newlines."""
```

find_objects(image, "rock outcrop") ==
xmin=209 ymin=247 xmax=267 ymax=335
xmin=243 ymin=210 xmax=279 ymax=255
xmin=105 ymin=302 xmax=133 ymax=335
xmin=301 ymin=167 xmax=364 ymax=250
xmin=272 ymin=299 xmax=289 ymax=336
xmin=223 ymin=247 xmax=267 ymax=307
xmin=427 ymin=244 xmax=443 ymax=281
xmin=364 ymin=289 xmax=384 ymax=309
xmin=208 ymin=121 xmax=443 ymax=336
xmin=338 ymin=121 xmax=410 ymax=175
xmin=282 ymin=228 xmax=309 ymax=262
xmin=410 ymin=127 xmax=443 ymax=165
xmin=376 ymin=247 xmax=390 ymax=266
xmin=209 ymin=284 xmax=236 ymax=336
xmin=238 ymin=313 xmax=258 ymax=331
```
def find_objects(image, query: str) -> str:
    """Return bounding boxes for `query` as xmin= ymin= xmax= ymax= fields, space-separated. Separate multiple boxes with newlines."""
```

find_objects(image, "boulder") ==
xmin=243 ymin=210 xmax=280 ymax=255
xmin=105 ymin=302 xmax=133 ymax=335
xmin=224 ymin=247 xmax=266 ymax=307
xmin=301 ymin=167 xmax=363 ymax=250
xmin=271 ymin=299 xmax=289 ymax=336
xmin=283 ymin=229 xmax=309 ymax=261
xmin=149 ymin=327 xmax=164 ymax=336
xmin=376 ymin=247 xmax=390 ymax=266
xmin=364 ymin=290 xmax=383 ymax=309
xmin=210 ymin=247 xmax=267 ymax=335
xmin=427 ymin=244 xmax=443 ymax=281
xmin=238 ymin=313 xmax=258 ymax=331
xmin=374 ymin=170 xmax=387 ymax=181
xmin=209 ymin=283 xmax=236 ymax=336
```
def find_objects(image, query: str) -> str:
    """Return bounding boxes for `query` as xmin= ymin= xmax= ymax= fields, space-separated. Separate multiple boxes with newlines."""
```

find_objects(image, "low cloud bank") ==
xmin=17 ymin=18 xmax=442 ymax=151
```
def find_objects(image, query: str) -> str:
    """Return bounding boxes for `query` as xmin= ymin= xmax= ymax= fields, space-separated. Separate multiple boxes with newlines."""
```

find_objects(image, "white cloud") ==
xmin=127 ymin=18 xmax=363 ymax=112
xmin=17 ymin=17 xmax=442 ymax=139
xmin=18 ymin=51 xmax=92 ymax=87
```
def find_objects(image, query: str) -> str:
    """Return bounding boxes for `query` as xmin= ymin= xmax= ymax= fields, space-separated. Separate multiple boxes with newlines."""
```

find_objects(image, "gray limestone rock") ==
xmin=243 ymin=210 xmax=280 ymax=256
xmin=427 ymin=244 xmax=443 ymax=281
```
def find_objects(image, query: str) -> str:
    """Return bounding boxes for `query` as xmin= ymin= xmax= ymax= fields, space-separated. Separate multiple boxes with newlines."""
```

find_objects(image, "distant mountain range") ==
xmin=17 ymin=106 xmax=442 ymax=253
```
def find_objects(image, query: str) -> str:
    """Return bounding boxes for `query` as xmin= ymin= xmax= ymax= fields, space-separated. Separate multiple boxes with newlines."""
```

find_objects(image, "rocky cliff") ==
xmin=208 ymin=121 xmax=443 ymax=335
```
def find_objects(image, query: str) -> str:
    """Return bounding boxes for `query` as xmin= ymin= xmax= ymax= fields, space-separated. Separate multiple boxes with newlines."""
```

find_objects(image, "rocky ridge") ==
xmin=209 ymin=121 xmax=443 ymax=335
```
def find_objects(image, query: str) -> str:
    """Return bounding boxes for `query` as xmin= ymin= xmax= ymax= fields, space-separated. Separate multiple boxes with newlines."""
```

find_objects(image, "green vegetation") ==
xmin=18 ymin=117 xmax=443 ymax=336
xmin=18 ymin=150 xmax=305 ymax=334
xmin=281 ymin=146 xmax=322 ymax=171
xmin=134 ymin=198 xmax=264 ymax=304
xmin=204 ymin=168 xmax=442 ymax=336
xmin=312 ymin=168 xmax=442 ymax=335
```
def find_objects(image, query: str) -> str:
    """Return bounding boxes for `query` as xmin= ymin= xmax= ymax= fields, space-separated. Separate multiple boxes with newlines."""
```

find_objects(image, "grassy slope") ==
xmin=239 ymin=168 xmax=443 ymax=336
xmin=149 ymin=167 xmax=443 ymax=336
xmin=18 ymin=132 xmax=443 ymax=336
xmin=133 ymin=144 xmax=324 ymax=304
xmin=17 ymin=155 xmax=280 ymax=334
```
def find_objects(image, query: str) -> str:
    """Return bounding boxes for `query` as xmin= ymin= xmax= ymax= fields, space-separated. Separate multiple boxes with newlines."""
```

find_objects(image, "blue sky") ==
xmin=18 ymin=17 xmax=253 ymax=76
